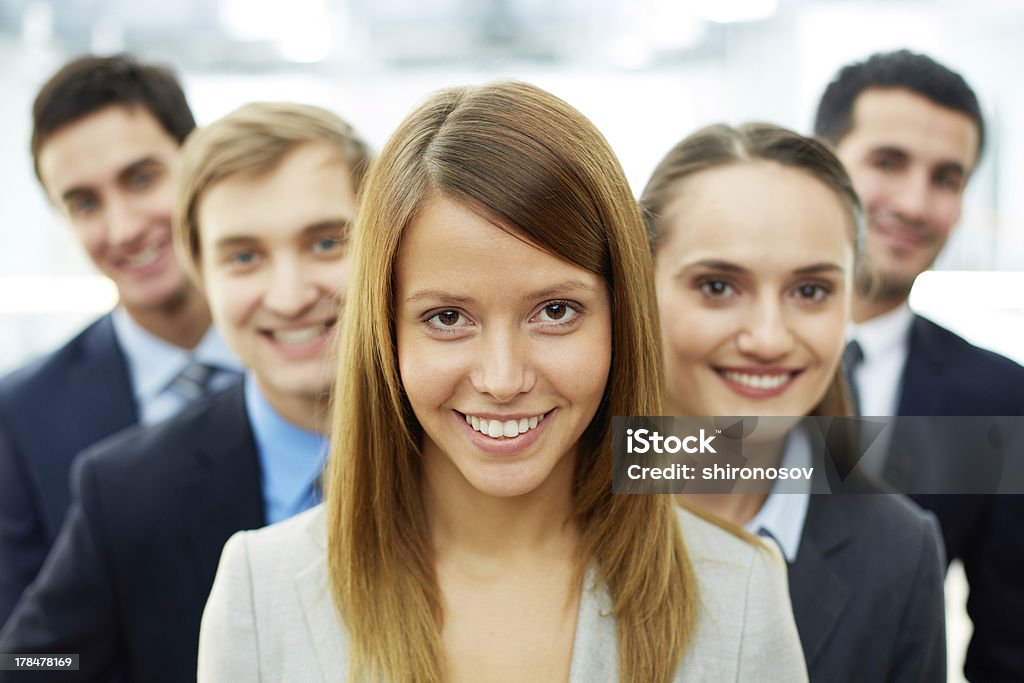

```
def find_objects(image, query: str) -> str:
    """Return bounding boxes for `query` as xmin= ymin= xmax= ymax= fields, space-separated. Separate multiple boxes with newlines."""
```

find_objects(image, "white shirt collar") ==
xmin=848 ymin=303 xmax=914 ymax=364
xmin=744 ymin=425 xmax=812 ymax=562
xmin=111 ymin=306 xmax=240 ymax=402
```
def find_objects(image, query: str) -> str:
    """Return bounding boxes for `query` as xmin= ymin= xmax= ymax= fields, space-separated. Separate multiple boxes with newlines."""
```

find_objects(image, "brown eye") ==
xmin=544 ymin=303 xmax=567 ymax=320
xmin=434 ymin=310 xmax=461 ymax=326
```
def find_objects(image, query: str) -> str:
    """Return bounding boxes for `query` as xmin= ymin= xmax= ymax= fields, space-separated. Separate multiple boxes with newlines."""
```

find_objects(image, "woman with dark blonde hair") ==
xmin=642 ymin=122 xmax=945 ymax=682
xmin=198 ymin=87 xmax=806 ymax=682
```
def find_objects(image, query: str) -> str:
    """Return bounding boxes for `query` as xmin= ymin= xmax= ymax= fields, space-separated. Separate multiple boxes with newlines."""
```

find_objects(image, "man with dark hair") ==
xmin=816 ymin=49 xmax=1024 ymax=681
xmin=0 ymin=55 xmax=241 ymax=627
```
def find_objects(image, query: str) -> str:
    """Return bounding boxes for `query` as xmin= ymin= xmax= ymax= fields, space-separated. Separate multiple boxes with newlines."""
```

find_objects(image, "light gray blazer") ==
xmin=199 ymin=504 xmax=807 ymax=682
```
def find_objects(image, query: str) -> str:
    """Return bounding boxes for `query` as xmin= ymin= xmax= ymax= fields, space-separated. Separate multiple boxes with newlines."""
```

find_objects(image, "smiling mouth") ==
xmin=714 ymin=369 xmax=802 ymax=394
xmin=461 ymin=411 xmax=548 ymax=439
xmin=121 ymin=243 xmax=165 ymax=269
xmin=265 ymin=320 xmax=335 ymax=345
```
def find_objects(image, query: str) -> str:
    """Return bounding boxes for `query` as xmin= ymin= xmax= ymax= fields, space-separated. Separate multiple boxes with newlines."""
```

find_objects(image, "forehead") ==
xmin=37 ymin=104 xmax=180 ymax=197
xmin=397 ymin=196 xmax=601 ymax=293
xmin=841 ymin=88 xmax=980 ymax=171
xmin=197 ymin=142 xmax=356 ymax=245
xmin=660 ymin=162 xmax=852 ymax=265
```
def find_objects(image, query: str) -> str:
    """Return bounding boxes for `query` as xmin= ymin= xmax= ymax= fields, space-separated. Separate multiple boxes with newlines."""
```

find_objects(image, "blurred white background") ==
xmin=1 ymin=2 xmax=1021 ymax=677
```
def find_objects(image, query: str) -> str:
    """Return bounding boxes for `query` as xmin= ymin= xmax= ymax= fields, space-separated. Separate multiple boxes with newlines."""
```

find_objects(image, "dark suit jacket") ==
xmin=789 ymin=492 xmax=946 ymax=683
xmin=0 ymin=315 xmax=136 ymax=626
xmin=0 ymin=384 xmax=264 ymax=683
xmin=896 ymin=314 xmax=1024 ymax=682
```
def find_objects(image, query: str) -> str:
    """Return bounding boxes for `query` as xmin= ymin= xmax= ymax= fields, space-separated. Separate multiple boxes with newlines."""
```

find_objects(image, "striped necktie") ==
xmin=169 ymin=362 xmax=217 ymax=403
xmin=842 ymin=340 xmax=865 ymax=416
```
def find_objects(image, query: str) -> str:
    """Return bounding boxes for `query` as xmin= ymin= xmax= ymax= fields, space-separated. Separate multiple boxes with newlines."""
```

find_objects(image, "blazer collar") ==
xmin=788 ymin=495 xmax=853 ymax=669
xmin=180 ymin=383 xmax=266 ymax=583
xmin=296 ymin=508 xmax=347 ymax=681
xmin=897 ymin=315 xmax=945 ymax=416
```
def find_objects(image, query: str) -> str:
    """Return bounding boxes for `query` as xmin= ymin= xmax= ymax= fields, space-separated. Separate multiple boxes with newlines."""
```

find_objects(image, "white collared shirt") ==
xmin=111 ymin=307 xmax=243 ymax=425
xmin=744 ymin=426 xmax=812 ymax=562
xmin=847 ymin=304 xmax=915 ymax=418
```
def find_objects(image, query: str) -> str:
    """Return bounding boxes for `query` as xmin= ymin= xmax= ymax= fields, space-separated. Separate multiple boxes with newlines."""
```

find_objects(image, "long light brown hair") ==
xmin=640 ymin=122 xmax=862 ymax=417
xmin=325 ymin=81 xmax=696 ymax=682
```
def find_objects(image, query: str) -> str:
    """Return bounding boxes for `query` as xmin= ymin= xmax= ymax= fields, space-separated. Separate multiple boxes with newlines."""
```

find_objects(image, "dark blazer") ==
xmin=0 ymin=314 xmax=136 ymax=626
xmin=895 ymin=315 xmax=1024 ymax=682
xmin=0 ymin=383 xmax=264 ymax=683
xmin=789 ymin=492 xmax=946 ymax=683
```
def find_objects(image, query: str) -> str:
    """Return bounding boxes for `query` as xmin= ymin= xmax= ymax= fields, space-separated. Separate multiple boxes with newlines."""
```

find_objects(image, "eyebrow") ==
xmin=405 ymin=278 xmax=598 ymax=305
xmin=60 ymin=156 xmax=163 ymax=204
xmin=870 ymin=146 xmax=967 ymax=178
xmin=678 ymin=259 xmax=844 ymax=276
xmin=211 ymin=218 xmax=352 ymax=250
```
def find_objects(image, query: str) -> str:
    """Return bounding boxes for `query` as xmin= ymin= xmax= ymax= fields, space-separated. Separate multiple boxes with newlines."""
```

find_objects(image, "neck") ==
xmin=677 ymin=435 xmax=785 ymax=526
xmin=423 ymin=446 xmax=579 ymax=563
xmin=259 ymin=383 xmax=331 ymax=434
xmin=852 ymin=292 xmax=906 ymax=324
xmin=123 ymin=284 xmax=211 ymax=349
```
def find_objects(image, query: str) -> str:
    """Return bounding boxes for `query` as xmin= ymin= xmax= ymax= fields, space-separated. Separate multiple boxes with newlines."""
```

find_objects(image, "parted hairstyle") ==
xmin=640 ymin=122 xmax=861 ymax=417
xmin=31 ymin=53 xmax=195 ymax=183
xmin=814 ymin=49 xmax=985 ymax=161
xmin=325 ymin=81 xmax=697 ymax=683
xmin=173 ymin=101 xmax=372 ymax=281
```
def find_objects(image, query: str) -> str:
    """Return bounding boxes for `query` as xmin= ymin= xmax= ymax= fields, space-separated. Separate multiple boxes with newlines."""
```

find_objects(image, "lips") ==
xmin=268 ymin=322 xmax=334 ymax=345
xmin=463 ymin=412 xmax=546 ymax=439
xmin=714 ymin=367 xmax=801 ymax=398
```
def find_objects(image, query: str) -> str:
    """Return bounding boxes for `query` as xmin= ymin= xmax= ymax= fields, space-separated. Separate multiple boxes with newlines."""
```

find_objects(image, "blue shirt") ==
xmin=244 ymin=375 xmax=328 ymax=525
xmin=111 ymin=307 xmax=242 ymax=425
xmin=744 ymin=425 xmax=812 ymax=562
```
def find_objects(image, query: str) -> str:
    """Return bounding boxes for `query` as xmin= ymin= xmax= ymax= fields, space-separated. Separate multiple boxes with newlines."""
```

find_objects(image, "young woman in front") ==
xmin=641 ymin=123 xmax=946 ymax=683
xmin=198 ymin=86 xmax=806 ymax=682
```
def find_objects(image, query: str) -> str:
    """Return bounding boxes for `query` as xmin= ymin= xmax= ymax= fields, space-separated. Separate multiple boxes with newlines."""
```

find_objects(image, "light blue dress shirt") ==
xmin=744 ymin=425 xmax=812 ymax=562
xmin=111 ymin=307 xmax=243 ymax=425
xmin=244 ymin=375 xmax=328 ymax=525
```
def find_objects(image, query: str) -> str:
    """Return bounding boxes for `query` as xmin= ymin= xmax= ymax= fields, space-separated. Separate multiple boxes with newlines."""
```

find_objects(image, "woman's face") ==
xmin=395 ymin=195 xmax=612 ymax=499
xmin=655 ymin=161 xmax=853 ymax=418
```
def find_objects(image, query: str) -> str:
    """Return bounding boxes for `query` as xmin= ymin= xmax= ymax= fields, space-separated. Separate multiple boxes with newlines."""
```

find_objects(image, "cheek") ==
xmin=205 ymin=275 xmax=256 ymax=333
xmin=396 ymin=330 xmax=460 ymax=413
xmin=931 ymin=197 xmax=962 ymax=235
xmin=800 ymin=310 xmax=847 ymax=371
xmin=660 ymin=302 xmax=723 ymax=370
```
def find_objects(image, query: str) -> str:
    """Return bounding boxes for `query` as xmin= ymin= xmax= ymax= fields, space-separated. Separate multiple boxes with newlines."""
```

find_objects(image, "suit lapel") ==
xmin=296 ymin=510 xmax=347 ymax=680
xmin=180 ymin=384 xmax=265 ymax=585
xmin=788 ymin=495 xmax=853 ymax=670
xmin=65 ymin=314 xmax=138 ymax=446
xmin=897 ymin=316 xmax=944 ymax=416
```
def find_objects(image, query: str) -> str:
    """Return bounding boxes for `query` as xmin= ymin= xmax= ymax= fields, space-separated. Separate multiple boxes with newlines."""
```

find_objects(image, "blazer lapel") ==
xmin=897 ymin=316 xmax=944 ymax=416
xmin=568 ymin=566 xmax=617 ymax=682
xmin=788 ymin=495 xmax=852 ymax=669
xmin=296 ymin=510 xmax=348 ymax=680
xmin=180 ymin=384 xmax=266 ymax=585
xmin=65 ymin=314 xmax=138 ymax=447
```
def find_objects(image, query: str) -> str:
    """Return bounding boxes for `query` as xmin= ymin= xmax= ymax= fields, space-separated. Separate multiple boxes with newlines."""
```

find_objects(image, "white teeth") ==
xmin=464 ymin=411 xmax=547 ymax=439
xmin=271 ymin=325 xmax=328 ymax=345
xmin=724 ymin=371 xmax=790 ymax=390
xmin=124 ymin=245 xmax=162 ymax=268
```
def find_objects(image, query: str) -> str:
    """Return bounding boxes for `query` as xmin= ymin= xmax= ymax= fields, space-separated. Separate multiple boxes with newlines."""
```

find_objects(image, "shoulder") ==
xmin=674 ymin=506 xmax=808 ymax=681
xmin=218 ymin=504 xmax=327 ymax=592
xmin=912 ymin=315 xmax=1024 ymax=378
xmin=78 ymin=385 xmax=245 ymax=477
xmin=0 ymin=315 xmax=116 ymax=405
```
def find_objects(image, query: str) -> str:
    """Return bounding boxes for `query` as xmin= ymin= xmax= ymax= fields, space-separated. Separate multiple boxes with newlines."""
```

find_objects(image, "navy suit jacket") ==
xmin=789 ymin=492 xmax=946 ymax=683
xmin=0 ymin=314 xmax=136 ymax=627
xmin=0 ymin=383 xmax=264 ymax=683
xmin=895 ymin=314 xmax=1024 ymax=682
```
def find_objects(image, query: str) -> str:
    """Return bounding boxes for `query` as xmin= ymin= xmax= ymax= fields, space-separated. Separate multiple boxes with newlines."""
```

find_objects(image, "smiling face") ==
xmin=395 ymin=195 xmax=612 ymax=499
xmin=197 ymin=142 xmax=356 ymax=427
xmin=654 ymin=161 xmax=853 ymax=417
xmin=37 ymin=105 xmax=191 ymax=315
xmin=835 ymin=88 xmax=979 ymax=300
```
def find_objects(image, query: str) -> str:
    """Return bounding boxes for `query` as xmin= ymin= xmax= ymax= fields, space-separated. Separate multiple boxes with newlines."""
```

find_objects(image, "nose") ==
xmin=891 ymin=170 xmax=930 ymax=225
xmin=736 ymin=297 xmax=795 ymax=361
xmin=105 ymin=196 xmax=148 ymax=248
xmin=470 ymin=326 xmax=535 ymax=403
xmin=263 ymin=256 xmax=320 ymax=318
